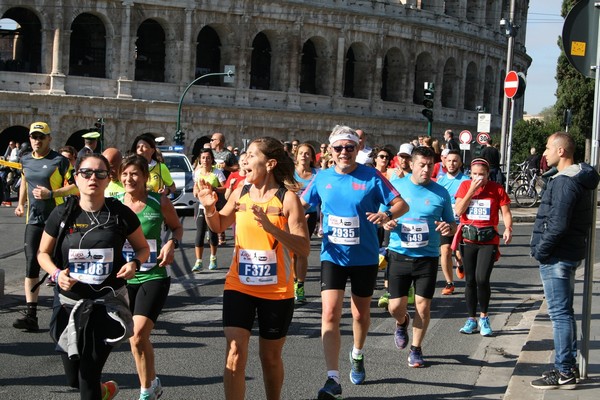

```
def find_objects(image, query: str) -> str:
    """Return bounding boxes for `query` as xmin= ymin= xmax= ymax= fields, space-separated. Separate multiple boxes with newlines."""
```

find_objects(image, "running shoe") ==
xmin=139 ymin=391 xmax=156 ymax=400
xmin=542 ymin=366 xmax=580 ymax=383
xmin=408 ymin=348 xmax=425 ymax=368
xmin=377 ymin=292 xmax=390 ymax=309
xmin=12 ymin=313 xmax=39 ymax=331
xmin=192 ymin=259 xmax=203 ymax=273
xmin=530 ymin=369 xmax=576 ymax=390
xmin=441 ymin=282 xmax=455 ymax=295
xmin=394 ymin=313 xmax=410 ymax=349
xmin=348 ymin=351 xmax=366 ymax=385
xmin=317 ymin=378 xmax=342 ymax=400
xmin=295 ymin=283 xmax=306 ymax=303
xmin=459 ymin=318 xmax=478 ymax=334
xmin=102 ymin=380 xmax=119 ymax=400
xmin=153 ymin=376 xmax=163 ymax=398
xmin=407 ymin=285 xmax=415 ymax=305
xmin=209 ymin=255 xmax=218 ymax=270
xmin=456 ymin=265 xmax=465 ymax=279
xmin=479 ymin=316 xmax=493 ymax=337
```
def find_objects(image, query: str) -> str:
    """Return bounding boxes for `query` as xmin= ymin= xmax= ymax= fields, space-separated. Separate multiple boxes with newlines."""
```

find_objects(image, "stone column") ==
xmin=286 ymin=21 xmax=302 ymax=110
xmin=181 ymin=8 xmax=194 ymax=84
xmin=49 ymin=5 xmax=66 ymax=94
xmin=117 ymin=0 xmax=133 ymax=98
xmin=333 ymin=30 xmax=346 ymax=111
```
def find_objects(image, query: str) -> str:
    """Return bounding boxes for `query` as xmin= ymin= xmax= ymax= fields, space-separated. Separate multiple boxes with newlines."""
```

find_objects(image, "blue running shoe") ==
xmin=408 ymin=348 xmax=425 ymax=368
xmin=459 ymin=318 xmax=478 ymax=334
xmin=317 ymin=378 xmax=342 ymax=400
xmin=394 ymin=313 xmax=410 ymax=349
xmin=479 ymin=316 xmax=493 ymax=337
xmin=348 ymin=351 xmax=366 ymax=385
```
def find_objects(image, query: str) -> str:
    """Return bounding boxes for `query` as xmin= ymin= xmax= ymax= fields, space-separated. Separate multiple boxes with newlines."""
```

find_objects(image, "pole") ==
xmin=504 ymin=98 xmax=514 ymax=193
xmin=427 ymin=121 xmax=432 ymax=137
xmin=579 ymin=2 xmax=600 ymax=380
xmin=500 ymin=0 xmax=517 ymax=168
xmin=175 ymin=69 xmax=235 ymax=140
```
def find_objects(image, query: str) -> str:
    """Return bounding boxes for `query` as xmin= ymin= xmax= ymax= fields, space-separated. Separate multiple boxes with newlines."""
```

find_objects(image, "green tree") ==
xmin=555 ymin=0 xmax=594 ymax=139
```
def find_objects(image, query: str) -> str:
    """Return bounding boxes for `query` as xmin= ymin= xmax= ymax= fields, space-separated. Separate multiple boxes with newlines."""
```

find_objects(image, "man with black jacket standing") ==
xmin=530 ymin=132 xmax=600 ymax=390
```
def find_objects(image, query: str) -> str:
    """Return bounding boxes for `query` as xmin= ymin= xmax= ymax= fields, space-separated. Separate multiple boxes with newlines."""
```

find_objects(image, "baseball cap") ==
xmin=82 ymin=131 xmax=101 ymax=139
xmin=398 ymin=143 xmax=414 ymax=157
xmin=29 ymin=122 xmax=51 ymax=135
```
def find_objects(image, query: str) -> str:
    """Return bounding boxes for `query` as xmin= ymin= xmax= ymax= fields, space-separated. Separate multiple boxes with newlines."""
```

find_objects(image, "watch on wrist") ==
xmin=384 ymin=210 xmax=393 ymax=220
xmin=132 ymin=258 xmax=142 ymax=271
xmin=169 ymin=238 xmax=180 ymax=249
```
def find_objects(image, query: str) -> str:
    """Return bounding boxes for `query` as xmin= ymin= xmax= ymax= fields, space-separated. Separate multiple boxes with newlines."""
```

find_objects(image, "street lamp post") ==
xmin=499 ymin=0 xmax=518 ymax=168
xmin=174 ymin=68 xmax=235 ymax=145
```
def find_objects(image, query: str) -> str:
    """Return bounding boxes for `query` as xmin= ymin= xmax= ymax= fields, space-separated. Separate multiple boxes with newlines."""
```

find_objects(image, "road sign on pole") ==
xmin=459 ymin=130 xmax=472 ymax=144
xmin=563 ymin=0 xmax=599 ymax=78
xmin=504 ymin=71 xmax=519 ymax=98
xmin=476 ymin=132 xmax=490 ymax=145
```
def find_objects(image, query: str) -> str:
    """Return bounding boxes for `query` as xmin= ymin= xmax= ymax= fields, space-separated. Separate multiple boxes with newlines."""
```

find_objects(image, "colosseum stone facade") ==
xmin=0 ymin=0 xmax=530 ymax=154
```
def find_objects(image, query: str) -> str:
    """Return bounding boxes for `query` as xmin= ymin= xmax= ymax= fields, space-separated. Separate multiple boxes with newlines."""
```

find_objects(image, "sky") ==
xmin=523 ymin=0 xmax=565 ymax=115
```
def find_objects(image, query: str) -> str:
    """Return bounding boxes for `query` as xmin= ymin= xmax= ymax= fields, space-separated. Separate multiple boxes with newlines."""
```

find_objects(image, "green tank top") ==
xmin=116 ymin=192 xmax=167 ymax=284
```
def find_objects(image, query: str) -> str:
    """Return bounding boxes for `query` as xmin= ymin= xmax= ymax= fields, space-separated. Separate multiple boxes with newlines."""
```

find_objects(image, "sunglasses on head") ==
xmin=331 ymin=144 xmax=356 ymax=153
xmin=30 ymin=133 xmax=47 ymax=140
xmin=77 ymin=168 xmax=109 ymax=179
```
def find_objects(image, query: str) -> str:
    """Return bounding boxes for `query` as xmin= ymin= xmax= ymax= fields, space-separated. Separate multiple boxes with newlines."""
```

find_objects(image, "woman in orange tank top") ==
xmin=197 ymin=137 xmax=310 ymax=400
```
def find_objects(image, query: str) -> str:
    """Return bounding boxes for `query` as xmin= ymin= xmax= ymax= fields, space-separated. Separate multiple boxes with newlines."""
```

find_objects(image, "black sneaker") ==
xmin=531 ymin=369 xmax=576 ymax=390
xmin=13 ymin=314 xmax=39 ymax=331
xmin=542 ymin=365 xmax=580 ymax=383
xmin=317 ymin=378 xmax=342 ymax=400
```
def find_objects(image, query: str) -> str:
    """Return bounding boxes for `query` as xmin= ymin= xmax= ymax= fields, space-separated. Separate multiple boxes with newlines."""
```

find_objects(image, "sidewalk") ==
xmin=504 ymin=262 xmax=600 ymax=399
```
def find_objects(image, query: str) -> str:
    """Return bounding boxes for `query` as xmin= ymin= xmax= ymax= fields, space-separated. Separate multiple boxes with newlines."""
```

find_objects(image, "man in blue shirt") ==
xmin=382 ymin=146 xmax=456 ymax=368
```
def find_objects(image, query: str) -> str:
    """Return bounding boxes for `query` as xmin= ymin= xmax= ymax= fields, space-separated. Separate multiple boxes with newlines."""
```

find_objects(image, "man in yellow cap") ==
xmin=13 ymin=122 xmax=76 ymax=331
xmin=77 ymin=131 xmax=100 ymax=159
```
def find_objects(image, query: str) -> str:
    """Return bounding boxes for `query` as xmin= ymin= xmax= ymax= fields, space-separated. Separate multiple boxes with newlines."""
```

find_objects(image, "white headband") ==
xmin=329 ymin=133 xmax=360 ymax=145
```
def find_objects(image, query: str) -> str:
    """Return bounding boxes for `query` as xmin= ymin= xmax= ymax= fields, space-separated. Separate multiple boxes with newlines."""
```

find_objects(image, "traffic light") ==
xmin=422 ymin=82 xmax=434 ymax=123
xmin=174 ymin=130 xmax=185 ymax=145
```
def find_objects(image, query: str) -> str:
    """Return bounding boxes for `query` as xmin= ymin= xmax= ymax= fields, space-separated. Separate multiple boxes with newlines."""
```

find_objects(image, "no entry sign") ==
xmin=504 ymin=71 xmax=519 ymax=99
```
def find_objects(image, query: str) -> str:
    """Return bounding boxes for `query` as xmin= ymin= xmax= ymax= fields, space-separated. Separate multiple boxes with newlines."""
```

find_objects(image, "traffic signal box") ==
xmin=422 ymin=82 xmax=434 ymax=123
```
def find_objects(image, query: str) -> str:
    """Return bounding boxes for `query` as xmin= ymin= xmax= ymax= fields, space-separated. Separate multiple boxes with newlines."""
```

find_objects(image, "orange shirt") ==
xmin=225 ymin=186 xmax=293 ymax=300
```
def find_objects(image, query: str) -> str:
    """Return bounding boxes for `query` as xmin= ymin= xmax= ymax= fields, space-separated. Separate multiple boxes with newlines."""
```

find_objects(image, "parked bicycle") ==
xmin=503 ymin=161 xmax=532 ymax=194
xmin=513 ymin=168 xmax=544 ymax=208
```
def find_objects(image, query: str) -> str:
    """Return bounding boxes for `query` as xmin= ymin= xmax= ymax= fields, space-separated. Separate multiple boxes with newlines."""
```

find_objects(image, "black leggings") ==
xmin=195 ymin=203 xmax=218 ymax=247
xmin=461 ymin=243 xmax=497 ymax=317
xmin=60 ymin=305 xmax=123 ymax=400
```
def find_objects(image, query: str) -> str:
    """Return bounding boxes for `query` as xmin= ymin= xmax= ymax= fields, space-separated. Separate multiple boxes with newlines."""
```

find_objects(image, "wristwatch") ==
xmin=169 ymin=238 xmax=180 ymax=249
xmin=384 ymin=210 xmax=393 ymax=220
xmin=132 ymin=258 xmax=142 ymax=271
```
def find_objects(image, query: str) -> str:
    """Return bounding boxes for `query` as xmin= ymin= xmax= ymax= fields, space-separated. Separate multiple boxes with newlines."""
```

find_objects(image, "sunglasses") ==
xmin=377 ymin=154 xmax=389 ymax=159
xmin=331 ymin=145 xmax=356 ymax=153
xmin=77 ymin=168 xmax=109 ymax=179
xmin=30 ymin=134 xmax=47 ymax=140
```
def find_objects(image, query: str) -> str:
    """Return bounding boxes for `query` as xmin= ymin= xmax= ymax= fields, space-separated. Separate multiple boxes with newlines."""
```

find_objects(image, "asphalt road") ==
xmin=0 ymin=204 xmax=596 ymax=400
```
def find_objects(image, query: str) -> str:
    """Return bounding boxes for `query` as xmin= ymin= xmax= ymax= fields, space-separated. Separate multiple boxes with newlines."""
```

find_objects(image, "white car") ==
xmin=162 ymin=151 xmax=196 ymax=214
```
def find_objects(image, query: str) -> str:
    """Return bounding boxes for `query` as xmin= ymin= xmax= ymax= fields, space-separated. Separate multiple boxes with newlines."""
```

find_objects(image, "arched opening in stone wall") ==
xmin=464 ymin=61 xmax=478 ymax=111
xmin=381 ymin=47 xmax=403 ymax=102
xmin=483 ymin=65 xmax=495 ymax=114
xmin=442 ymin=57 xmax=458 ymax=108
xmin=135 ymin=19 xmax=165 ymax=82
xmin=300 ymin=39 xmax=317 ymax=94
xmin=444 ymin=0 xmax=461 ymax=18
xmin=0 ymin=126 xmax=28 ymax=155
xmin=498 ymin=68 xmax=505 ymax=114
xmin=250 ymin=32 xmax=271 ymax=90
xmin=65 ymin=129 xmax=95 ymax=152
xmin=485 ymin=0 xmax=498 ymax=28
xmin=69 ymin=13 xmax=106 ymax=78
xmin=466 ymin=0 xmax=479 ymax=23
xmin=195 ymin=26 xmax=222 ymax=86
xmin=413 ymin=52 xmax=434 ymax=105
xmin=0 ymin=9 xmax=41 ymax=73
xmin=307 ymin=36 xmax=330 ymax=96
xmin=344 ymin=43 xmax=369 ymax=99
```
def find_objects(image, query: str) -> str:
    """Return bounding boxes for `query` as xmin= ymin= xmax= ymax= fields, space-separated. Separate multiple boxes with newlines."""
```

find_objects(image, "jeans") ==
xmin=539 ymin=257 xmax=581 ymax=373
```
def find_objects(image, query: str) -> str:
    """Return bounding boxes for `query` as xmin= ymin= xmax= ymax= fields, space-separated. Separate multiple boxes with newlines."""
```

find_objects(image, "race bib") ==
xmin=68 ymin=248 xmax=114 ymax=284
xmin=328 ymin=215 xmax=360 ymax=245
xmin=238 ymin=249 xmax=278 ymax=285
xmin=123 ymin=239 xmax=158 ymax=272
xmin=466 ymin=199 xmax=491 ymax=221
xmin=400 ymin=221 xmax=429 ymax=248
